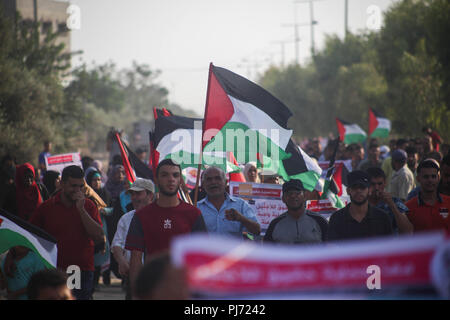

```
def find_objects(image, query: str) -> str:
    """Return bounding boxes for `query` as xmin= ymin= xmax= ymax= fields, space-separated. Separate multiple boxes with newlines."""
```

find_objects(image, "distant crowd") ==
xmin=0 ymin=125 xmax=449 ymax=300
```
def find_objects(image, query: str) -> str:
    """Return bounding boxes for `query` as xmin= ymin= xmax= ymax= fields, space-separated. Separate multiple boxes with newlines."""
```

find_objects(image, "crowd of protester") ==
xmin=0 ymin=126 xmax=449 ymax=300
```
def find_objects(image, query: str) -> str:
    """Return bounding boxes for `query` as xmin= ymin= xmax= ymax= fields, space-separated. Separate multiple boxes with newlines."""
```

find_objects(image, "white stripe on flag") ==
xmin=228 ymin=96 xmax=293 ymax=150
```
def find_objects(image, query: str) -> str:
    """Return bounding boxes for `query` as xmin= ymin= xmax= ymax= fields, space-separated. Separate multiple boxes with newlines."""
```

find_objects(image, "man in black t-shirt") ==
xmin=328 ymin=170 xmax=393 ymax=241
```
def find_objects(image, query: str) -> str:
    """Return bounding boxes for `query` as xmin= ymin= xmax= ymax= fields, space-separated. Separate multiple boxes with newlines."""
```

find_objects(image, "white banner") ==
xmin=229 ymin=182 xmax=286 ymax=234
xmin=45 ymin=152 xmax=82 ymax=173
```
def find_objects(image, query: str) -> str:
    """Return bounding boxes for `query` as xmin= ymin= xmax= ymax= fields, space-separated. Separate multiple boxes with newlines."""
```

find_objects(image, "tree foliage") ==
xmin=258 ymin=0 xmax=450 ymax=142
xmin=0 ymin=6 xmax=196 ymax=165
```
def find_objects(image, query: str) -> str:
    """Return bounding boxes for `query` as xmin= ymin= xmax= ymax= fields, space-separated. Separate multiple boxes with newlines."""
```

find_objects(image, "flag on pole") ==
xmin=149 ymin=107 xmax=173 ymax=174
xmin=259 ymin=139 xmax=322 ymax=191
xmin=336 ymin=118 xmax=367 ymax=144
xmin=202 ymin=64 xmax=293 ymax=169
xmin=152 ymin=113 xmax=241 ymax=174
xmin=369 ymin=108 xmax=391 ymax=138
xmin=115 ymin=132 xmax=136 ymax=183
xmin=115 ymin=133 xmax=154 ymax=183
xmin=0 ymin=209 xmax=57 ymax=269
xmin=318 ymin=138 xmax=345 ymax=208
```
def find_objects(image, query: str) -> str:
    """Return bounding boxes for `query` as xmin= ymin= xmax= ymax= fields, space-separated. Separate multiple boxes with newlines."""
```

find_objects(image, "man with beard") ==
xmin=198 ymin=166 xmax=260 ymax=238
xmin=264 ymin=179 xmax=327 ymax=244
xmin=367 ymin=167 xmax=413 ymax=235
xmin=29 ymin=165 xmax=104 ymax=300
xmin=406 ymin=159 xmax=450 ymax=233
xmin=328 ymin=170 xmax=393 ymax=241
xmin=125 ymin=159 xmax=207 ymax=290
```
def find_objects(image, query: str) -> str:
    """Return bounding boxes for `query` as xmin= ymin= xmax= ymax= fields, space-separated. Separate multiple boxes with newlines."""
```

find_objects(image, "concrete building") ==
xmin=1 ymin=0 xmax=71 ymax=58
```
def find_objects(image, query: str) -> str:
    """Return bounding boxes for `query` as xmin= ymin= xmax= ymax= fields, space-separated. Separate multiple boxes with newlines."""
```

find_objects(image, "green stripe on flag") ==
xmin=204 ymin=121 xmax=290 ymax=165
xmin=0 ymin=229 xmax=55 ymax=269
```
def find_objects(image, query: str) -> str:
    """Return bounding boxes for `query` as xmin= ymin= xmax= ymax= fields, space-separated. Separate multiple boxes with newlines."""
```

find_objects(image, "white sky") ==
xmin=67 ymin=0 xmax=398 ymax=116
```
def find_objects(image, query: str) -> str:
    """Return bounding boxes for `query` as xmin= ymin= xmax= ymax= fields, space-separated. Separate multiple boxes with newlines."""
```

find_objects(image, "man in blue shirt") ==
xmin=38 ymin=141 xmax=52 ymax=173
xmin=197 ymin=166 xmax=260 ymax=238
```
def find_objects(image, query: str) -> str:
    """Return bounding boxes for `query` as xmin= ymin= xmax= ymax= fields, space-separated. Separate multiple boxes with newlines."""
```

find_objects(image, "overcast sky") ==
xmin=67 ymin=0 xmax=398 ymax=116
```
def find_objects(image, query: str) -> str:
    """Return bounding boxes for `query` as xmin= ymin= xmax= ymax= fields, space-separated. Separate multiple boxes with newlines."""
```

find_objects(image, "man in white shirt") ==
xmin=388 ymin=149 xmax=415 ymax=202
xmin=111 ymin=178 xmax=154 ymax=299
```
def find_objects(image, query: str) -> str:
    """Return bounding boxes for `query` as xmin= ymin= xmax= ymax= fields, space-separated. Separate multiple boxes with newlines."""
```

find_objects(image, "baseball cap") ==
xmin=347 ymin=170 xmax=370 ymax=188
xmin=128 ymin=178 xmax=155 ymax=193
xmin=259 ymin=169 xmax=279 ymax=177
xmin=282 ymin=179 xmax=305 ymax=193
xmin=391 ymin=149 xmax=407 ymax=162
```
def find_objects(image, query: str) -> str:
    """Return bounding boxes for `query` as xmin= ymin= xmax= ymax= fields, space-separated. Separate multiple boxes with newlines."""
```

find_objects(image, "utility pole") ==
xmin=282 ymin=22 xmax=309 ymax=64
xmin=345 ymin=0 xmax=349 ymax=38
xmin=271 ymin=40 xmax=287 ymax=67
xmin=294 ymin=0 xmax=323 ymax=57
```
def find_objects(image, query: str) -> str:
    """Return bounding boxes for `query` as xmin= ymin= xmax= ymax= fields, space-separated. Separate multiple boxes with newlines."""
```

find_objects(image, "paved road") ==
xmin=92 ymin=275 xmax=126 ymax=300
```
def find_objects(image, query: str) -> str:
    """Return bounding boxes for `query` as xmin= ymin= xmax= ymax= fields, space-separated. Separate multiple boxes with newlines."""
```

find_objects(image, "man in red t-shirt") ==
xmin=125 ymin=159 xmax=206 ymax=294
xmin=29 ymin=165 xmax=104 ymax=300
xmin=406 ymin=159 xmax=450 ymax=234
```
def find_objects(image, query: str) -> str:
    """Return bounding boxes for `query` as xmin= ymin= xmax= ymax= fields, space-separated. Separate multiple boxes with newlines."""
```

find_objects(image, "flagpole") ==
xmin=194 ymin=63 xmax=214 ymax=207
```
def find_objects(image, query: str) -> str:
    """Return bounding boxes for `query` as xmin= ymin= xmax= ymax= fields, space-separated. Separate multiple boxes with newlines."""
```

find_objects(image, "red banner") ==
xmin=172 ymin=232 xmax=449 ymax=297
xmin=47 ymin=154 xmax=74 ymax=165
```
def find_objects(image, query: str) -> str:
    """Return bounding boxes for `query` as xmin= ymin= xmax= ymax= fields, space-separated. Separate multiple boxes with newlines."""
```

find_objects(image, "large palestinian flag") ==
xmin=0 ymin=209 xmax=57 ymax=269
xmin=202 ymin=64 xmax=293 ymax=170
xmin=369 ymin=108 xmax=391 ymax=138
xmin=336 ymin=118 xmax=367 ymax=144
xmin=152 ymin=113 xmax=241 ymax=174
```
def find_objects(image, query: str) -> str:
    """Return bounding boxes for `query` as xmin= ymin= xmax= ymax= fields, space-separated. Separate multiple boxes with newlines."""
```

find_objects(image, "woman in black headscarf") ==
xmin=105 ymin=164 xmax=126 ymax=200
xmin=42 ymin=170 xmax=61 ymax=197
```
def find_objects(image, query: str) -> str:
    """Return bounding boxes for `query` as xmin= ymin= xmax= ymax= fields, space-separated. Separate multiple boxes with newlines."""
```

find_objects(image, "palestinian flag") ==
xmin=336 ymin=118 xmax=367 ymax=144
xmin=369 ymin=108 xmax=391 ymax=138
xmin=318 ymin=138 xmax=345 ymax=208
xmin=115 ymin=133 xmax=154 ymax=182
xmin=0 ymin=209 xmax=57 ymax=269
xmin=149 ymin=108 xmax=173 ymax=177
xmin=202 ymin=64 xmax=293 ymax=170
xmin=152 ymin=113 xmax=241 ymax=174
xmin=260 ymin=139 xmax=322 ymax=191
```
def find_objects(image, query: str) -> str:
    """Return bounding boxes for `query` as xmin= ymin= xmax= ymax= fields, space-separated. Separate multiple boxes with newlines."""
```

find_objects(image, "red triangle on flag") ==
xmin=335 ymin=119 xmax=346 ymax=141
xmin=202 ymin=63 xmax=235 ymax=149
xmin=368 ymin=108 xmax=379 ymax=136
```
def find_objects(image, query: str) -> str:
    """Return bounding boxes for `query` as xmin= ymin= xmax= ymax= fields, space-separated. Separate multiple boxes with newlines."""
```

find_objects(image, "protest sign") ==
xmin=229 ymin=182 xmax=286 ymax=234
xmin=306 ymin=199 xmax=349 ymax=221
xmin=45 ymin=152 xmax=82 ymax=173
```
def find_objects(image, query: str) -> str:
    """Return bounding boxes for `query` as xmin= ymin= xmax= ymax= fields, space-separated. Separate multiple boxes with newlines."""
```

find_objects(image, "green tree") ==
xmin=0 ymin=9 xmax=75 ymax=164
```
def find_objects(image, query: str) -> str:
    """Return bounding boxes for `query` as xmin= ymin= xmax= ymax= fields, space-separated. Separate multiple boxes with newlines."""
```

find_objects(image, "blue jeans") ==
xmin=72 ymin=271 xmax=94 ymax=300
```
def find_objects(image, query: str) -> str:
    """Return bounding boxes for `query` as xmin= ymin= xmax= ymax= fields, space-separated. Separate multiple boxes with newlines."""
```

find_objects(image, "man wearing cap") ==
xmin=198 ymin=166 xmax=260 ymax=238
xmin=388 ymin=149 xmax=415 ymax=201
xmin=264 ymin=179 xmax=328 ymax=244
xmin=111 ymin=178 xmax=154 ymax=300
xmin=405 ymin=159 xmax=450 ymax=233
xmin=328 ymin=170 xmax=393 ymax=241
